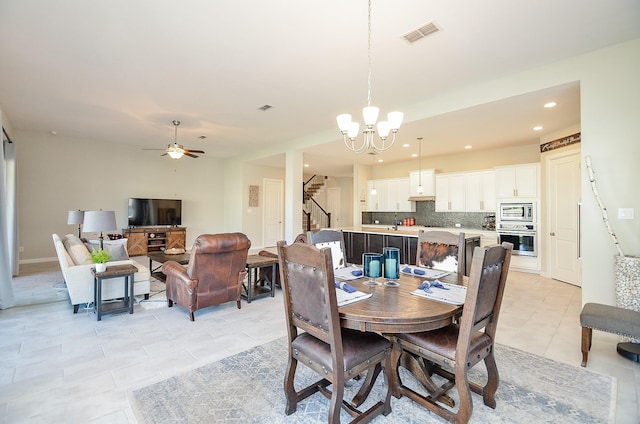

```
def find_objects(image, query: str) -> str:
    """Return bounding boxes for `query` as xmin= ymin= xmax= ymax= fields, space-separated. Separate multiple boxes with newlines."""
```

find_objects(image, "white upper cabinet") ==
xmin=409 ymin=169 xmax=435 ymax=197
xmin=366 ymin=178 xmax=415 ymax=212
xmin=435 ymin=173 xmax=466 ymax=212
xmin=366 ymin=179 xmax=388 ymax=211
xmin=465 ymin=170 xmax=496 ymax=212
xmin=495 ymin=163 xmax=539 ymax=199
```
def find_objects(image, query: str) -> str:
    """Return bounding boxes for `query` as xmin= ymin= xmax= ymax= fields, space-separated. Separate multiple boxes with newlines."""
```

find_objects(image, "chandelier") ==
xmin=337 ymin=0 xmax=403 ymax=154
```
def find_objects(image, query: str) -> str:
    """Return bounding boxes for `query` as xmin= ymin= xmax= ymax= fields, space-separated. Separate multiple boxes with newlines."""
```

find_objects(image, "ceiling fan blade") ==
xmin=160 ymin=153 xmax=168 ymax=156
xmin=184 ymin=149 xmax=205 ymax=154
xmin=184 ymin=152 xmax=199 ymax=158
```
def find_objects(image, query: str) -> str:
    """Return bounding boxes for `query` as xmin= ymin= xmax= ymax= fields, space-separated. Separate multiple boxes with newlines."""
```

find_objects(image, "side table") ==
xmin=243 ymin=254 xmax=278 ymax=303
xmin=92 ymin=264 xmax=138 ymax=321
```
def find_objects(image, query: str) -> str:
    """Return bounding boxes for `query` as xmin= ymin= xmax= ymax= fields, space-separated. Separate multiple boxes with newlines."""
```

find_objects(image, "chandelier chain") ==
xmin=367 ymin=0 xmax=372 ymax=108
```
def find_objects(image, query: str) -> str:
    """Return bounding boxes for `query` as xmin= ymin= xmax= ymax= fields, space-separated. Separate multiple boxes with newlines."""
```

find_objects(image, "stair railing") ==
xmin=302 ymin=175 xmax=331 ymax=231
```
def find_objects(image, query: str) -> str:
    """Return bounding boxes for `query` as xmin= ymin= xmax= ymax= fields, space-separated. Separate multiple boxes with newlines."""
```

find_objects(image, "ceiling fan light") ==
xmin=416 ymin=185 xmax=424 ymax=194
xmin=168 ymin=151 xmax=183 ymax=159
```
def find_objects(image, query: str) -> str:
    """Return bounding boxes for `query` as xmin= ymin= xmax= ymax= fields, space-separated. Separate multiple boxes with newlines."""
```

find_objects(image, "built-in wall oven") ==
xmin=497 ymin=222 xmax=537 ymax=257
xmin=497 ymin=202 xmax=537 ymax=257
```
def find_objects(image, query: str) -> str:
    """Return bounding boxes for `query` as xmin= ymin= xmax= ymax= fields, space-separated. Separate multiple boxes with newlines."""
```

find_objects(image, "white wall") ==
xmin=17 ymin=130 xmax=226 ymax=260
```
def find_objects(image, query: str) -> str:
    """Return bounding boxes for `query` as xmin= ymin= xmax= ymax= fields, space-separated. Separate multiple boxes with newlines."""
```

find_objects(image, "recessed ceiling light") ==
xmin=464 ymin=145 xmax=472 ymax=149
xmin=533 ymin=126 xmax=543 ymax=131
xmin=402 ymin=143 xmax=410 ymax=147
xmin=544 ymin=102 xmax=557 ymax=108
xmin=304 ymin=164 xmax=309 ymax=167
xmin=377 ymin=159 xmax=384 ymax=163
xmin=411 ymin=153 xmax=418 ymax=157
xmin=50 ymin=130 xmax=57 ymax=135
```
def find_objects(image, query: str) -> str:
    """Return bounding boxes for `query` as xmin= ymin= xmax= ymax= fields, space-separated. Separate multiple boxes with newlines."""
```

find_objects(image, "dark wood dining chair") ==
xmin=391 ymin=242 xmax=513 ymax=424
xmin=307 ymin=229 xmax=348 ymax=268
xmin=277 ymin=240 xmax=392 ymax=423
xmin=416 ymin=230 xmax=465 ymax=274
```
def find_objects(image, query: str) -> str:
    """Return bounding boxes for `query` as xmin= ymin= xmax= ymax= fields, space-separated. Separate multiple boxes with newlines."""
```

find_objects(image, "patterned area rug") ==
xmin=131 ymin=337 xmax=616 ymax=423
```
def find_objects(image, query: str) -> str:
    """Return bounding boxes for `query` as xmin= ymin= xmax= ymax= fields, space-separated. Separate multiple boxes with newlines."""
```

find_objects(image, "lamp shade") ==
xmin=82 ymin=210 xmax=117 ymax=233
xmin=67 ymin=210 xmax=84 ymax=225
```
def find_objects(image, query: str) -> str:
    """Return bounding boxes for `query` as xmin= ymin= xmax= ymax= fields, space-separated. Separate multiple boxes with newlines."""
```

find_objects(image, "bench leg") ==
xmin=581 ymin=326 xmax=592 ymax=367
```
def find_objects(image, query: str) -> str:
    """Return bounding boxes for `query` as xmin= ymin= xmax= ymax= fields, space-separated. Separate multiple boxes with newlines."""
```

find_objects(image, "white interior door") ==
xmin=548 ymin=151 xmax=581 ymax=286
xmin=263 ymin=178 xmax=283 ymax=247
xmin=327 ymin=187 xmax=341 ymax=228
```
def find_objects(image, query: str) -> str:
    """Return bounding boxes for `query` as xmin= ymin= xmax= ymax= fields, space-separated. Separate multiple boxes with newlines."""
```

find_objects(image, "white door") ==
xmin=327 ymin=187 xmax=341 ymax=228
xmin=263 ymin=178 xmax=283 ymax=247
xmin=548 ymin=152 xmax=581 ymax=286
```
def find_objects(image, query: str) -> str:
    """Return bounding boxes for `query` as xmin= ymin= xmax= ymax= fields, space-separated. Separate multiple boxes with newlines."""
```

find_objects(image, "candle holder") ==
xmin=363 ymin=253 xmax=382 ymax=286
xmin=383 ymin=247 xmax=400 ymax=287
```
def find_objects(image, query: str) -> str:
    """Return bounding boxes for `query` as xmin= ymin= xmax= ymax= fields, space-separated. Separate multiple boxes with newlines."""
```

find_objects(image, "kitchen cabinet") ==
xmin=465 ymin=170 xmax=496 ymax=212
xmin=344 ymin=231 xmax=366 ymax=264
xmin=366 ymin=179 xmax=388 ymax=211
xmin=409 ymin=169 xmax=435 ymax=197
xmin=366 ymin=178 xmax=414 ymax=212
xmin=495 ymin=163 xmax=539 ymax=199
xmin=435 ymin=173 xmax=466 ymax=212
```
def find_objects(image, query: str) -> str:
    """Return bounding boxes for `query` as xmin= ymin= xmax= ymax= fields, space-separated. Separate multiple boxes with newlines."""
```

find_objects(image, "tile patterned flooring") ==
xmin=1 ymin=259 xmax=638 ymax=423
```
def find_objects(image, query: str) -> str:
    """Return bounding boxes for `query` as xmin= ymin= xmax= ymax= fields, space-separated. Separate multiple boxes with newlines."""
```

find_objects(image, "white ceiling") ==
xmin=1 ymin=1 xmax=638 ymax=176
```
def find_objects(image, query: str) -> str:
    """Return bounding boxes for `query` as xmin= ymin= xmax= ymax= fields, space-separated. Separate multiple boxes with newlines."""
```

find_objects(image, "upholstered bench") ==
xmin=580 ymin=302 xmax=640 ymax=366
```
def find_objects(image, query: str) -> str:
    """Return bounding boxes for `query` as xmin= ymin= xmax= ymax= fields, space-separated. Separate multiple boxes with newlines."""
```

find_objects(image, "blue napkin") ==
xmin=336 ymin=281 xmax=357 ymax=293
xmin=418 ymin=280 xmax=449 ymax=294
xmin=351 ymin=269 xmax=363 ymax=277
xmin=403 ymin=266 xmax=425 ymax=275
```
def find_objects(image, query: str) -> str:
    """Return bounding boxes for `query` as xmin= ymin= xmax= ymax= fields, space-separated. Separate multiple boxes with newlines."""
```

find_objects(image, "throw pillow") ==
xmin=84 ymin=241 xmax=130 ymax=262
xmin=63 ymin=234 xmax=92 ymax=265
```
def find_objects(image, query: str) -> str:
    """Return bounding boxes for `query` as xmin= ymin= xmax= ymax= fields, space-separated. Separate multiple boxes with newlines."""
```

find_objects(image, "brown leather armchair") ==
xmin=162 ymin=233 xmax=251 ymax=321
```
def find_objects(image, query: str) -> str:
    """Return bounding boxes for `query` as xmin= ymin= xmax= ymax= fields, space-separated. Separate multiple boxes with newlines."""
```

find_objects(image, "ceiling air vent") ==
xmin=403 ymin=21 xmax=440 ymax=44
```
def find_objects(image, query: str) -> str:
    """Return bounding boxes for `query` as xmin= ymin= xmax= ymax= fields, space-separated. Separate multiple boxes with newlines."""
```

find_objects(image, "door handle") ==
xmin=550 ymin=232 xmax=555 ymax=236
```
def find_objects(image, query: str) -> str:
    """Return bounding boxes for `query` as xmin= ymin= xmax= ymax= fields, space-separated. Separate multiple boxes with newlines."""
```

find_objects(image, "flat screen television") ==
xmin=128 ymin=198 xmax=182 ymax=227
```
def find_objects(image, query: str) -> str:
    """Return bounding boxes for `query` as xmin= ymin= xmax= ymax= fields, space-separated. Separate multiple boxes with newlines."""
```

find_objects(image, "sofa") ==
xmin=52 ymin=233 xmax=151 ymax=313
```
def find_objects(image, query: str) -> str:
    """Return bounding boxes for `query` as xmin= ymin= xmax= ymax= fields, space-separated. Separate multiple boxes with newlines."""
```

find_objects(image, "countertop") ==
xmin=339 ymin=225 xmax=497 ymax=239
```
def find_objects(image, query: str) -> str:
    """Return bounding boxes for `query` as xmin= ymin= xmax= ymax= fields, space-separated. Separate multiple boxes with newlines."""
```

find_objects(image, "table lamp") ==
xmin=83 ymin=210 xmax=117 ymax=250
xmin=67 ymin=210 xmax=84 ymax=238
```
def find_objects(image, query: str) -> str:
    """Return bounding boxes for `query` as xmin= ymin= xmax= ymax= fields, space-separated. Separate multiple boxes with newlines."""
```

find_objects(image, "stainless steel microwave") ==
xmin=499 ymin=202 xmax=534 ymax=222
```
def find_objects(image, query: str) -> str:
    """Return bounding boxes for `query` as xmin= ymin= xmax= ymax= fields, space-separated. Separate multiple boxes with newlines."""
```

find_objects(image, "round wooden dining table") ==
xmin=338 ymin=270 xmax=467 ymax=405
xmin=339 ymin=271 xmax=465 ymax=333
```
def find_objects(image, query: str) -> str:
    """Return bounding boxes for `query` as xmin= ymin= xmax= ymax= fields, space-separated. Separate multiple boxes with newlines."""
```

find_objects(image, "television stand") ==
xmin=122 ymin=227 xmax=186 ymax=256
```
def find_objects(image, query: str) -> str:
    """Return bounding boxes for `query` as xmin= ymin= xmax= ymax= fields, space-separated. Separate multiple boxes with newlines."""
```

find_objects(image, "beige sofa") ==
xmin=52 ymin=233 xmax=151 ymax=313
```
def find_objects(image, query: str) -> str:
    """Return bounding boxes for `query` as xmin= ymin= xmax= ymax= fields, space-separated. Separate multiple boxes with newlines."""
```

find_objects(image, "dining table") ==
xmin=338 ymin=269 xmax=467 ymax=407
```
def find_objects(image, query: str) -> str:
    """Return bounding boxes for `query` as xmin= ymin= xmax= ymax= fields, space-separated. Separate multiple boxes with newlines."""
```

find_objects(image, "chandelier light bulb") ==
xmin=417 ymin=185 xmax=424 ymax=194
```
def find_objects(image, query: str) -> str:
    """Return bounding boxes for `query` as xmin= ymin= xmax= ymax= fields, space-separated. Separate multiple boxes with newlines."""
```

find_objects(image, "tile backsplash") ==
xmin=362 ymin=201 xmax=495 ymax=230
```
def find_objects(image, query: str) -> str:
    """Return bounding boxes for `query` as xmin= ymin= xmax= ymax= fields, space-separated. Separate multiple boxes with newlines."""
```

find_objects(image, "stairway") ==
xmin=303 ymin=175 xmax=329 ymax=233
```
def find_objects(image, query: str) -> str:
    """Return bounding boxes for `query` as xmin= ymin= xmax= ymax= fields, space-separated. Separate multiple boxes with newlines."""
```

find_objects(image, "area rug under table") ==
xmin=131 ymin=337 xmax=616 ymax=423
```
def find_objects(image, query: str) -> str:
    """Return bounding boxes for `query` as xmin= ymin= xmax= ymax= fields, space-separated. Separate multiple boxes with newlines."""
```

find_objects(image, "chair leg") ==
xmin=455 ymin=367 xmax=473 ymax=424
xmin=581 ymin=326 xmax=592 ymax=367
xmin=236 ymin=299 xmax=241 ymax=309
xmin=167 ymin=299 xmax=173 ymax=307
xmin=329 ymin=377 xmax=344 ymax=424
xmin=189 ymin=311 xmax=195 ymax=321
xmin=482 ymin=351 xmax=499 ymax=409
xmin=284 ymin=357 xmax=299 ymax=415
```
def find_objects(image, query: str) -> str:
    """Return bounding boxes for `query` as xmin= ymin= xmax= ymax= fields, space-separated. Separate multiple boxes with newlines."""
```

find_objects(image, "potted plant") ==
xmin=90 ymin=248 xmax=111 ymax=273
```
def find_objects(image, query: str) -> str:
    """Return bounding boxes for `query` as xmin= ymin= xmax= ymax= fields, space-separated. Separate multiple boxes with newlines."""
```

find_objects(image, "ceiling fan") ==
xmin=145 ymin=120 xmax=205 ymax=159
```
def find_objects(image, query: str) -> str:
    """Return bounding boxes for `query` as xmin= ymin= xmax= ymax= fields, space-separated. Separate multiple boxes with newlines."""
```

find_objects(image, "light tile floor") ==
xmin=1 ymin=259 xmax=638 ymax=423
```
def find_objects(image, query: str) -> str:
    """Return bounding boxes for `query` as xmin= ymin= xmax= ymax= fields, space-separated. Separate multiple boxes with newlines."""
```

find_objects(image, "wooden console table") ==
xmin=123 ymin=227 xmax=186 ymax=256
